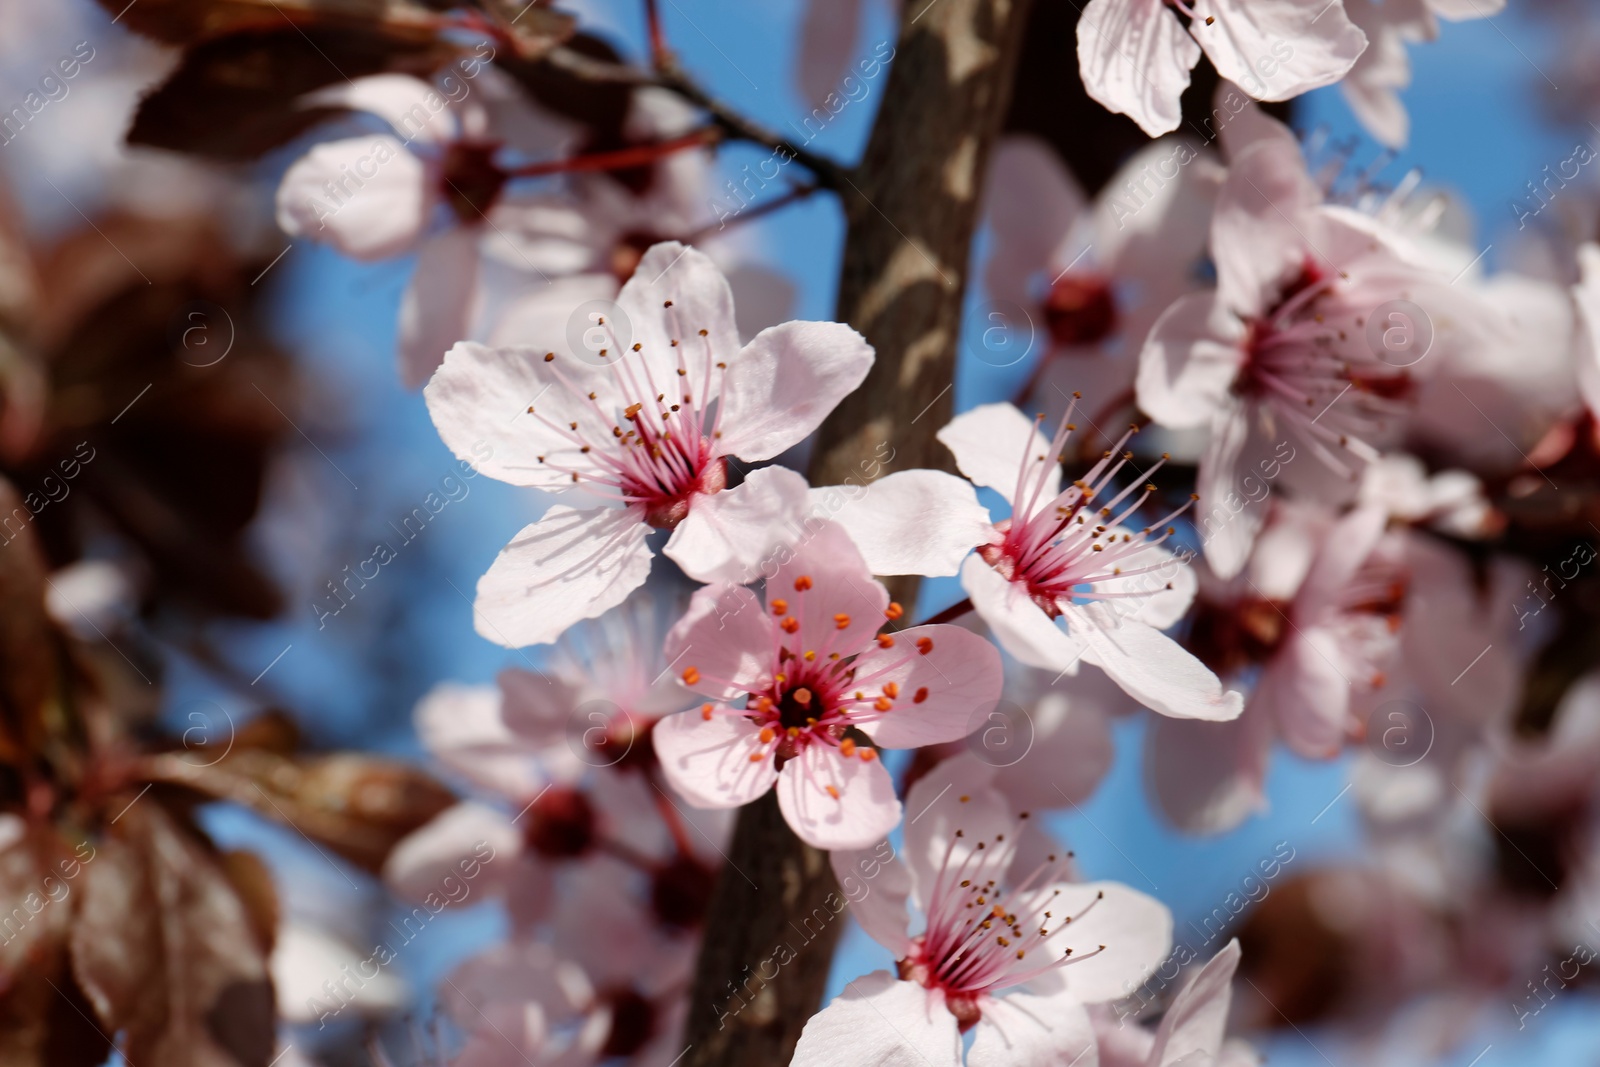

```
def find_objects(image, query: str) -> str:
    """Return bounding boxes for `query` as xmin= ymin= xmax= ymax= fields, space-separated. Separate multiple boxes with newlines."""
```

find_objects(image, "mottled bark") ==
xmin=680 ymin=2 xmax=1034 ymax=1064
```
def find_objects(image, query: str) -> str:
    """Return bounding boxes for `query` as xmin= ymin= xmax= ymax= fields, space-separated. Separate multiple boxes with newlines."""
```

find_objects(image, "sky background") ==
xmin=29 ymin=0 xmax=1591 ymax=1063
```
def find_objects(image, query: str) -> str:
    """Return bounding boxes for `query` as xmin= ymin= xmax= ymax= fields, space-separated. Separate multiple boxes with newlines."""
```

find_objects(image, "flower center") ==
xmin=598 ymin=987 xmax=658 ymax=1057
xmin=1043 ymin=272 xmax=1118 ymax=347
xmin=440 ymin=141 xmax=509 ymax=223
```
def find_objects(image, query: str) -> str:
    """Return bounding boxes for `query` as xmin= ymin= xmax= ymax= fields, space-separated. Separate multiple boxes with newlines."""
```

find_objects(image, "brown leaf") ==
xmin=71 ymin=803 xmax=276 ymax=1067
xmin=218 ymin=850 xmax=280 ymax=955
xmin=96 ymin=0 xmax=446 ymax=46
xmin=0 ymin=477 xmax=61 ymax=762
xmin=144 ymin=750 xmax=456 ymax=873
xmin=127 ymin=27 xmax=461 ymax=161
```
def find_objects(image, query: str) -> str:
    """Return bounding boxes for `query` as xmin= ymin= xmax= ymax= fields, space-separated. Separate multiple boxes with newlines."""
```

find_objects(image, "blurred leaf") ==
xmin=144 ymin=750 xmax=455 ymax=873
xmin=218 ymin=849 xmax=280 ymax=955
xmin=71 ymin=803 xmax=275 ymax=1067
xmin=0 ymin=478 xmax=61 ymax=763
xmin=127 ymin=27 xmax=460 ymax=161
xmin=97 ymin=0 xmax=446 ymax=46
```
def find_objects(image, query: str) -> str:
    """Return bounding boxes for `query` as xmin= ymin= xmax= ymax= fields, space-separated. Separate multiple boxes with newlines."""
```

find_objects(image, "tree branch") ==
xmin=678 ymin=2 xmax=1036 ymax=1065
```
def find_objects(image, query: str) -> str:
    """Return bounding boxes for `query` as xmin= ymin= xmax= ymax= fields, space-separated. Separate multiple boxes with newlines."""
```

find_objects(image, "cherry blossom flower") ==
xmin=276 ymin=73 xmax=557 ymax=387
xmin=981 ymin=134 xmax=1223 ymax=422
xmin=1076 ymin=0 xmax=1366 ymax=137
xmin=651 ymin=522 xmax=1003 ymax=849
xmin=824 ymin=401 xmax=1242 ymax=721
xmin=793 ymin=755 xmax=1171 ymax=1066
xmin=1136 ymin=119 xmax=1493 ymax=577
xmin=425 ymin=241 xmax=872 ymax=648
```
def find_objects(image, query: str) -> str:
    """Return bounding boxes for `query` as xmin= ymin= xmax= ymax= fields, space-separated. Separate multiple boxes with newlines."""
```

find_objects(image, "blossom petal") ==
xmin=829 ymin=843 xmax=913 ymax=957
xmin=902 ymin=754 xmax=1015 ymax=910
xmin=969 ymin=990 xmax=1096 ymax=1067
xmin=1069 ymin=604 xmax=1243 ymax=721
xmin=792 ymin=972 xmax=961 ymax=1067
xmin=652 ymin=708 xmax=777 ymax=808
xmin=1040 ymin=881 xmax=1173 ymax=1004
xmin=854 ymin=624 xmax=1004 ymax=749
xmin=1145 ymin=709 xmax=1271 ymax=834
xmin=774 ymin=520 xmax=891 ymax=656
xmin=963 ymin=555 xmax=1085 ymax=673
xmin=984 ymin=136 xmax=1086 ymax=305
xmin=382 ymin=802 xmax=519 ymax=905
xmin=424 ymin=340 xmax=622 ymax=489
xmin=776 ymin=743 xmax=902 ymax=850
xmin=399 ymin=226 xmax=481 ymax=389
xmin=1265 ymin=626 xmax=1352 ymax=758
xmin=415 ymin=681 xmax=546 ymax=796
xmin=1088 ymin=544 xmax=1197 ymax=631
xmin=1195 ymin=396 xmax=1267 ymax=580
xmin=664 ymin=465 xmax=811 ymax=584
xmin=275 ymin=135 xmax=427 ymax=260
xmin=304 ymin=74 xmax=459 ymax=145
xmin=1192 ymin=0 xmax=1367 ymax=104
xmin=1211 ymin=136 xmax=1323 ymax=319
xmin=938 ymin=402 xmax=1058 ymax=502
xmin=1149 ymin=939 xmax=1241 ymax=1065
xmin=615 ymin=241 xmax=738 ymax=391
xmin=716 ymin=321 xmax=875 ymax=461
xmin=1076 ymin=0 xmax=1201 ymax=137
xmin=810 ymin=470 xmax=992 ymax=578
xmin=474 ymin=506 xmax=653 ymax=648
xmin=663 ymin=584 xmax=777 ymax=702
xmin=1137 ymin=291 xmax=1244 ymax=431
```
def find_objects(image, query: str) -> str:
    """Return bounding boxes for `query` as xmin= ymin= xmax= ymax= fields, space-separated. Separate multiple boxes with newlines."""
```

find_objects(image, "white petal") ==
xmin=615 ymin=241 xmax=740 ymax=387
xmin=937 ymin=402 xmax=1057 ymax=502
xmin=651 ymin=708 xmax=778 ymax=809
xmin=1137 ymin=292 xmax=1244 ymax=431
xmin=663 ymin=465 xmax=811 ymax=584
xmin=1194 ymin=397 xmax=1266 ymax=580
xmin=901 ymin=754 xmax=1014 ymax=910
xmin=716 ymin=321 xmax=875 ymax=461
xmin=963 ymin=555 xmax=1085 ymax=673
xmin=304 ymin=74 xmax=459 ymax=144
xmin=810 ymin=469 xmax=991 ymax=577
xmin=1076 ymin=0 xmax=1201 ymax=137
xmin=382 ymin=802 xmax=518 ymax=904
xmin=792 ymin=971 xmax=962 ymax=1067
xmin=1088 ymin=544 xmax=1197 ymax=631
xmin=1069 ymin=604 xmax=1243 ymax=721
xmin=1044 ymin=881 xmax=1173 ymax=1004
xmin=1144 ymin=709 xmax=1271 ymax=834
xmin=776 ymin=743 xmax=902 ymax=850
xmin=399 ymin=227 xmax=482 ymax=389
xmin=276 ymin=135 xmax=428 ymax=260
xmin=830 ymin=844 xmax=913 ymax=957
xmin=1211 ymin=136 xmax=1322 ymax=319
xmin=1193 ymin=0 xmax=1367 ymax=103
xmin=969 ymin=990 xmax=1096 ymax=1067
xmin=487 ymin=272 xmax=618 ymax=349
xmin=415 ymin=681 xmax=545 ymax=797
xmin=473 ymin=506 xmax=653 ymax=648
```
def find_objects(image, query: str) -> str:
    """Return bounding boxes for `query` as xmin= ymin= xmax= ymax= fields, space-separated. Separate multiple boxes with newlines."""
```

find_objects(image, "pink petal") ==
xmin=792 ymin=971 xmax=961 ymax=1067
xmin=653 ymin=707 xmax=777 ymax=808
xmin=1265 ymin=626 xmax=1352 ymax=758
xmin=854 ymin=624 xmax=1004 ymax=749
xmin=614 ymin=241 xmax=739 ymax=393
xmin=1149 ymin=938 xmax=1242 ymax=1065
xmin=811 ymin=469 xmax=993 ymax=578
xmin=773 ymin=520 xmax=891 ymax=656
xmin=1038 ymin=881 xmax=1173 ymax=1004
xmin=1193 ymin=0 xmax=1367 ymax=103
xmin=275 ymin=135 xmax=427 ymax=260
xmin=1195 ymin=396 xmax=1267 ymax=580
xmin=663 ymin=584 xmax=777 ymax=701
xmin=937 ymin=402 xmax=1058 ymax=502
xmin=901 ymin=754 xmax=1015 ymax=910
xmin=415 ymin=681 xmax=545 ymax=797
xmin=424 ymin=340 xmax=623 ymax=489
xmin=984 ymin=136 xmax=1085 ymax=306
xmin=1077 ymin=0 xmax=1201 ymax=137
xmin=663 ymin=465 xmax=811 ymax=584
xmin=1089 ymin=544 xmax=1198 ymax=631
xmin=487 ymin=272 xmax=618 ymax=348
xmin=1145 ymin=706 xmax=1271 ymax=834
xmin=1069 ymin=604 xmax=1244 ymax=721
xmin=473 ymin=505 xmax=653 ymax=648
xmin=969 ymin=989 xmax=1095 ymax=1067
xmin=962 ymin=555 xmax=1085 ymax=673
xmin=1137 ymin=291 xmax=1244 ymax=431
xmin=303 ymin=74 xmax=460 ymax=145
xmin=382 ymin=802 xmax=519 ymax=905
xmin=795 ymin=0 xmax=865 ymax=109
xmin=996 ymin=672 xmax=1121 ymax=812
xmin=1211 ymin=136 xmax=1323 ymax=319
xmin=776 ymin=742 xmax=901 ymax=850
xmin=400 ymin=226 xmax=481 ymax=389
xmin=829 ymin=843 xmax=913 ymax=958
xmin=717 ymin=321 xmax=875 ymax=461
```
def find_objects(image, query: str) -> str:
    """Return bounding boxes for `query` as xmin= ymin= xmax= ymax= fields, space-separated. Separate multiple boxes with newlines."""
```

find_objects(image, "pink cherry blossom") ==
xmin=793 ymin=756 xmax=1172 ymax=1066
xmin=1076 ymin=0 xmax=1366 ymax=137
xmin=651 ymin=522 xmax=1003 ymax=849
xmin=425 ymin=241 xmax=872 ymax=648
xmin=1136 ymin=118 xmax=1497 ymax=577
xmin=1091 ymin=939 xmax=1259 ymax=1067
xmin=824 ymin=400 xmax=1242 ymax=721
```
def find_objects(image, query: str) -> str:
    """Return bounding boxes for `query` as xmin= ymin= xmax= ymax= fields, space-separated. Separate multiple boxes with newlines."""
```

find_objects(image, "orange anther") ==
xmin=825 ymin=785 xmax=841 ymax=800
xmin=916 ymin=637 xmax=934 ymax=655
xmin=749 ymin=752 xmax=765 ymax=762
xmin=833 ymin=613 xmax=851 ymax=629
xmin=793 ymin=687 xmax=813 ymax=706
xmin=885 ymin=602 xmax=904 ymax=621
xmin=913 ymin=687 xmax=929 ymax=704
xmin=873 ymin=698 xmax=892 ymax=712
xmin=883 ymin=682 xmax=900 ymax=699
xmin=782 ymin=617 xmax=800 ymax=634
xmin=860 ymin=748 xmax=877 ymax=762
xmin=682 ymin=667 xmax=701 ymax=685
xmin=840 ymin=738 xmax=858 ymax=757
xmin=700 ymin=703 xmax=714 ymax=721
xmin=771 ymin=598 xmax=789 ymax=616
xmin=877 ymin=634 xmax=895 ymax=649
xmin=759 ymin=727 xmax=775 ymax=743
xmin=794 ymin=575 xmax=813 ymax=591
